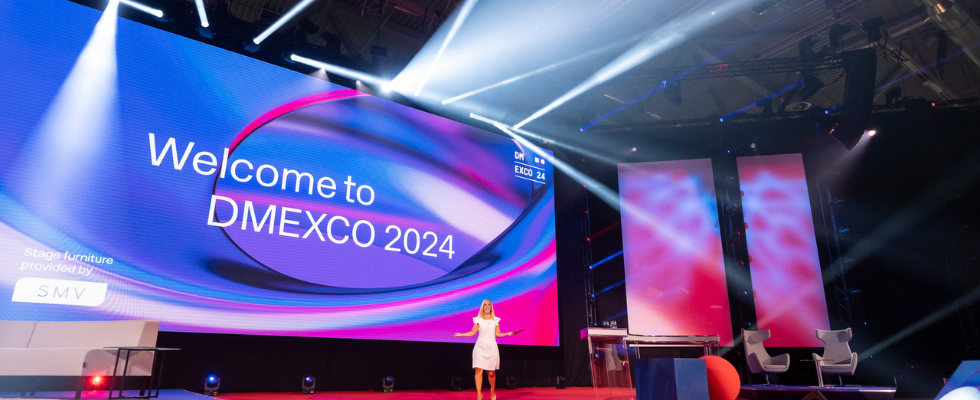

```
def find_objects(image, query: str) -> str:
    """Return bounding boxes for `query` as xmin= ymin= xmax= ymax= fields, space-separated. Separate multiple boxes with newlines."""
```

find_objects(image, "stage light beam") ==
xmin=119 ymin=0 xmax=163 ymax=18
xmin=440 ymin=33 xmax=646 ymax=105
xmin=7 ymin=0 xmax=121 ymax=225
xmin=289 ymin=54 xmax=389 ymax=88
xmin=414 ymin=0 xmax=479 ymax=96
xmin=859 ymin=285 xmax=980 ymax=361
xmin=194 ymin=0 xmax=209 ymax=27
xmin=472 ymin=114 xmax=715 ymax=261
xmin=252 ymin=0 xmax=316 ymax=45
xmin=469 ymin=114 xmax=619 ymax=164
xmin=513 ymin=0 xmax=754 ymax=130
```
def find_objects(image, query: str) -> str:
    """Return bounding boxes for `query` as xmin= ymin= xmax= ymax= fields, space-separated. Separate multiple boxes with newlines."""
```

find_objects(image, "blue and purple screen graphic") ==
xmin=738 ymin=154 xmax=829 ymax=347
xmin=618 ymin=159 xmax=734 ymax=345
xmin=0 ymin=0 xmax=558 ymax=345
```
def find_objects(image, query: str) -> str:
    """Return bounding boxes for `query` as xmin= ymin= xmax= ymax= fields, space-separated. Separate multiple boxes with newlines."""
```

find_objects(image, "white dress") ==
xmin=472 ymin=317 xmax=500 ymax=370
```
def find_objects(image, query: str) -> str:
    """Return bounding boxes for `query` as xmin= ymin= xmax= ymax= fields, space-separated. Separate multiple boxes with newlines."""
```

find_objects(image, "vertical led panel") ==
xmin=619 ymin=159 xmax=733 ymax=345
xmin=738 ymin=154 xmax=830 ymax=347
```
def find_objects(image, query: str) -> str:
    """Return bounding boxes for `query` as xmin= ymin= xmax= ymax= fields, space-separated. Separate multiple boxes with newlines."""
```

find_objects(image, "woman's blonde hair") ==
xmin=476 ymin=299 xmax=497 ymax=320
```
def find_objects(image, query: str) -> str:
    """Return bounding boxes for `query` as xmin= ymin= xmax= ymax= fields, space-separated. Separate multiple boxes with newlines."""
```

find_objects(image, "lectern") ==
xmin=581 ymin=328 xmax=721 ymax=400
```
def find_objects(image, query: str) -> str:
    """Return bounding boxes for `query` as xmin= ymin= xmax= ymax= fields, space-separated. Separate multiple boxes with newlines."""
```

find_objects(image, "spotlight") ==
xmin=828 ymin=24 xmax=851 ymax=52
xmin=798 ymin=35 xmax=823 ymax=59
xmin=865 ymin=129 xmax=876 ymax=137
xmin=382 ymin=376 xmax=394 ymax=393
xmin=556 ymin=375 xmax=566 ymax=389
xmin=506 ymin=376 xmax=517 ymax=390
xmin=862 ymin=17 xmax=884 ymax=44
xmin=450 ymin=375 xmax=462 ymax=391
xmin=885 ymin=86 xmax=902 ymax=105
xmin=663 ymin=82 xmax=682 ymax=105
xmin=799 ymin=73 xmax=825 ymax=100
xmin=196 ymin=26 xmax=213 ymax=39
xmin=204 ymin=375 xmax=220 ymax=396
xmin=751 ymin=0 xmax=777 ymax=15
xmin=301 ymin=376 xmax=315 ymax=395
xmin=90 ymin=376 xmax=104 ymax=386
xmin=750 ymin=143 xmax=757 ymax=149
xmin=631 ymin=147 xmax=637 ymax=152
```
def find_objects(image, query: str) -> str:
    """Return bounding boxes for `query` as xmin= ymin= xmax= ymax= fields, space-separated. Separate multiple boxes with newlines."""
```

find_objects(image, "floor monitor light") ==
xmin=382 ymin=376 xmax=394 ymax=393
xmin=301 ymin=376 xmax=315 ymax=394
xmin=204 ymin=375 xmax=220 ymax=396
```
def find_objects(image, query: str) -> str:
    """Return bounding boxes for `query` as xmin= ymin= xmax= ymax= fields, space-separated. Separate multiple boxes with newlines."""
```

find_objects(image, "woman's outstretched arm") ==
xmin=453 ymin=324 xmax=479 ymax=337
xmin=496 ymin=325 xmax=526 ymax=338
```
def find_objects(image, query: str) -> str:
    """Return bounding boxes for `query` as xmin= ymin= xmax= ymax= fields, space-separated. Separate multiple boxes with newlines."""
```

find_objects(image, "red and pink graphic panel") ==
xmin=738 ymin=154 xmax=830 ymax=347
xmin=618 ymin=159 xmax=733 ymax=346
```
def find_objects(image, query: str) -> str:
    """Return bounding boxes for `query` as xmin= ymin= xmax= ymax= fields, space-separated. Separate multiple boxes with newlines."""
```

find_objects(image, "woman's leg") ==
xmin=487 ymin=370 xmax=497 ymax=399
xmin=474 ymin=368 xmax=484 ymax=399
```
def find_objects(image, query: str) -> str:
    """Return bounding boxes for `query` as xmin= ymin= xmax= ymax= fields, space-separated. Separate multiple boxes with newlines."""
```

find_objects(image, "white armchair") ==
xmin=742 ymin=328 xmax=790 ymax=384
xmin=813 ymin=328 xmax=858 ymax=386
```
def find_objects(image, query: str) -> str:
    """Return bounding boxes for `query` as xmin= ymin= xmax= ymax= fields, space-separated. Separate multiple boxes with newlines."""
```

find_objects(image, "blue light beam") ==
xmin=718 ymin=80 xmax=802 ymax=122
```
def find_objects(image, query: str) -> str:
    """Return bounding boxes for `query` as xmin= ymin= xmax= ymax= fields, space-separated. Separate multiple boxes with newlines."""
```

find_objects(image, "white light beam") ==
xmin=472 ymin=114 xmax=710 ymax=259
xmin=413 ymin=0 xmax=479 ymax=96
xmin=120 ymin=0 xmax=164 ymax=18
xmin=512 ymin=0 xmax=754 ymax=130
xmin=441 ymin=32 xmax=646 ymax=105
xmin=194 ymin=0 xmax=209 ymax=27
xmin=469 ymin=114 xmax=619 ymax=165
xmin=290 ymin=54 xmax=389 ymax=88
xmin=253 ymin=0 xmax=317 ymax=45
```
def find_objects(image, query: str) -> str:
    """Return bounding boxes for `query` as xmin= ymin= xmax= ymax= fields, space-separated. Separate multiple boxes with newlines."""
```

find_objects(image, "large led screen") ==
xmin=738 ymin=154 xmax=829 ymax=347
xmin=0 ymin=0 xmax=558 ymax=345
xmin=618 ymin=159 xmax=733 ymax=345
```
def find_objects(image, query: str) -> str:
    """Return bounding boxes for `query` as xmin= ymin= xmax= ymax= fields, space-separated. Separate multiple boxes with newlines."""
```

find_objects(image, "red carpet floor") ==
xmin=215 ymin=387 xmax=595 ymax=399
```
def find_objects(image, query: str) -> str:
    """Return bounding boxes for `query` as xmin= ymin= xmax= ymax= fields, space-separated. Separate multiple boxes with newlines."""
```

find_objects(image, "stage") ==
xmin=0 ymin=385 xmax=914 ymax=400
xmin=0 ymin=389 xmax=212 ymax=400
xmin=739 ymin=385 xmax=903 ymax=400
xmin=215 ymin=387 xmax=595 ymax=399
xmin=0 ymin=388 xmax=595 ymax=400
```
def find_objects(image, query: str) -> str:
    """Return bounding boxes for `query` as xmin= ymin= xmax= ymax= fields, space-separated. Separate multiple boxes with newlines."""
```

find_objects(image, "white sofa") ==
xmin=0 ymin=320 xmax=159 ymax=377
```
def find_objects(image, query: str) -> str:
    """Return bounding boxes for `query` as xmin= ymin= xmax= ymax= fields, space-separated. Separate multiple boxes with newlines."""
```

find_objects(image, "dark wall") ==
xmin=829 ymin=110 xmax=980 ymax=385
xmin=155 ymin=332 xmax=564 ymax=392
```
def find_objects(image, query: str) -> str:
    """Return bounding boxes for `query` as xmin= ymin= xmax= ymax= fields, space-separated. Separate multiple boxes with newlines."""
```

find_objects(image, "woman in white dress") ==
xmin=453 ymin=299 xmax=524 ymax=400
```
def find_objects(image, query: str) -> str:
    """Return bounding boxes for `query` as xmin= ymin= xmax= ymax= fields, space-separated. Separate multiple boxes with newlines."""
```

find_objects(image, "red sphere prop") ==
xmin=699 ymin=355 xmax=740 ymax=400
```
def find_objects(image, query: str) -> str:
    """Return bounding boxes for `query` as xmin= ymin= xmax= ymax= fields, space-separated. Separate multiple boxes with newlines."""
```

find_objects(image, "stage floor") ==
xmin=0 ymin=385 xmax=906 ymax=400
xmin=0 ymin=389 xmax=211 ymax=400
xmin=740 ymin=384 xmax=900 ymax=400
xmin=216 ymin=387 xmax=595 ymax=399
